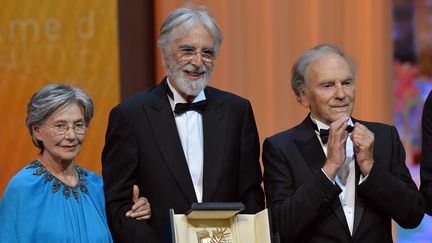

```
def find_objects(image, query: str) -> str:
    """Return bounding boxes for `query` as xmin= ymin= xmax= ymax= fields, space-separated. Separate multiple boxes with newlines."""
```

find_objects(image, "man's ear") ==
xmin=160 ymin=49 xmax=172 ymax=70
xmin=299 ymin=89 xmax=310 ymax=108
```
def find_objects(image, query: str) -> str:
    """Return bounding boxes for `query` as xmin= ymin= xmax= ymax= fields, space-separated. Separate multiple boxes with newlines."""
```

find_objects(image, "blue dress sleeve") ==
xmin=0 ymin=169 xmax=34 ymax=242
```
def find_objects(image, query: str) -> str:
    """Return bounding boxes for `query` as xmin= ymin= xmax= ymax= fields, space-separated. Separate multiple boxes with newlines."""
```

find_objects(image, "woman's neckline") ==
xmin=27 ymin=160 xmax=89 ymax=201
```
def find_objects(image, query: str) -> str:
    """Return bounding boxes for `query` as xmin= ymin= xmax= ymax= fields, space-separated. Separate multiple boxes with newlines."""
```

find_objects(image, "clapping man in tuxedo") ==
xmin=263 ymin=44 xmax=424 ymax=243
xmin=102 ymin=6 xmax=264 ymax=243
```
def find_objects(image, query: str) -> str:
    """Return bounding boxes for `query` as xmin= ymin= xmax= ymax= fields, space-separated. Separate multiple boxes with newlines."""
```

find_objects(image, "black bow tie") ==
xmin=164 ymin=80 xmax=208 ymax=115
xmin=174 ymin=100 xmax=208 ymax=115
xmin=312 ymin=122 xmax=354 ymax=144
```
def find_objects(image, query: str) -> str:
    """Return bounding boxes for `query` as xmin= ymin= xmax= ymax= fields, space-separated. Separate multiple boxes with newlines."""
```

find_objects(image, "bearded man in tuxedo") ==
xmin=102 ymin=6 xmax=264 ymax=243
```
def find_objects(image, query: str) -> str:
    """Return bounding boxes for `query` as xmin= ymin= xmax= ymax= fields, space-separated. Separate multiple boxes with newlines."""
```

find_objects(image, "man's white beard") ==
xmin=168 ymin=62 xmax=213 ymax=97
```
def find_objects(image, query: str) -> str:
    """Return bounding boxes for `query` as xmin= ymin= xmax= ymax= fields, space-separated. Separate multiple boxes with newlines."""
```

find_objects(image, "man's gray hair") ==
xmin=26 ymin=83 xmax=94 ymax=149
xmin=291 ymin=44 xmax=357 ymax=102
xmin=157 ymin=6 xmax=223 ymax=57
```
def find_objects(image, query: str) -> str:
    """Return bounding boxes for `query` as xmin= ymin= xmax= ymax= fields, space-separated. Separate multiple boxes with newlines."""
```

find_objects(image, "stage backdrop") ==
xmin=0 ymin=0 xmax=120 ymax=196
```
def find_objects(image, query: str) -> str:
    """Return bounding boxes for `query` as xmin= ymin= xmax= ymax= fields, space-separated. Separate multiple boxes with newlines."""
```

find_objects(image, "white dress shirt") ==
xmin=167 ymin=79 xmax=205 ymax=202
xmin=312 ymin=116 xmax=356 ymax=235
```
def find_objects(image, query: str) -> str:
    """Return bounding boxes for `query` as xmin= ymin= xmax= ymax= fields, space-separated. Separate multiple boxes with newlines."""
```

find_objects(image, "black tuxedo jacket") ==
xmin=263 ymin=116 xmax=424 ymax=243
xmin=102 ymin=79 xmax=264 ymax=243
xmin=421 ymin=90 xmax=432 ymax=215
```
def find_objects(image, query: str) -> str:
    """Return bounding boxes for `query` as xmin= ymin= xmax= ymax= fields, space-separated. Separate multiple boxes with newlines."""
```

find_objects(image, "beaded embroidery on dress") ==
xmin=26 ymin=160 xmax=89 ymax=201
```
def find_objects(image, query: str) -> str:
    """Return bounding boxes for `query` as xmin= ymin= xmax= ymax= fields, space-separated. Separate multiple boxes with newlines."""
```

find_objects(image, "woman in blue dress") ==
xmin=0 ymin=84 xmax=151 ymax=242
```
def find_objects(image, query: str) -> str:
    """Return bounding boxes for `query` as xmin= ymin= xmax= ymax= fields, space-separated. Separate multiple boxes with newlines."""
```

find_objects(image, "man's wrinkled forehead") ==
xmin=170 ymin=23 xmax=214 ymax=47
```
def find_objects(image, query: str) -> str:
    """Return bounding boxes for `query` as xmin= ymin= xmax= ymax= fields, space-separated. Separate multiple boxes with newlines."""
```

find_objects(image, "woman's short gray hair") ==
xmin=157 ymin=6 xmax=223 ymax=57
xmin=291 ymin=44 xmax=357 ymax=102
xmin=26 ymin=83 xmax=94 ymax=149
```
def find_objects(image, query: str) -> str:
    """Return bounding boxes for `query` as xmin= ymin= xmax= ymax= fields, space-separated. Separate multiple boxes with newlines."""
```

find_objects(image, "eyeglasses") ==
xmin=177 ymin=46 xmax=216 ymax=63
xmin=45 ymin=122 xmax=87 ymax=135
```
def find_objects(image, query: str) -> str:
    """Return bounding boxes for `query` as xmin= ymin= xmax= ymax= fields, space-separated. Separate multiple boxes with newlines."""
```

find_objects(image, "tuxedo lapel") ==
xmin=294 ymin=116 xmax=327 ymax=173
xmin=201 ymin=88 xmax=227 ymax=201
xmin=143 ymin=80 xmax=197 ymax=204
xmin=331 ymin=198 xmax=351 ymax=234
